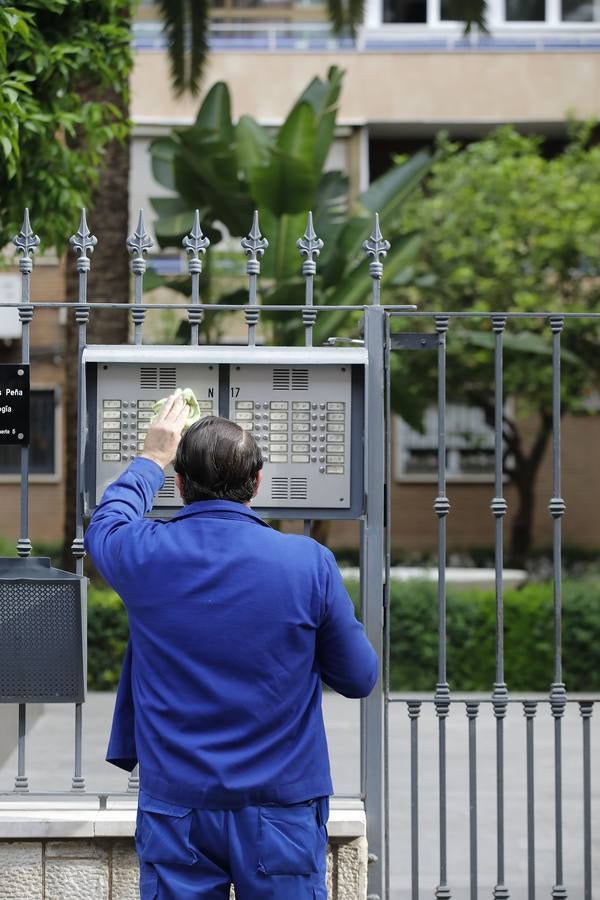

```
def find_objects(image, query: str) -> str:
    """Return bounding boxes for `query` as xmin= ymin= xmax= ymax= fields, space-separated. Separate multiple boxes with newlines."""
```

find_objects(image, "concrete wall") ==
xmin=0 ymin=834 xmax=367 ymax=899
xmin=131 ymin=51 xmax=600 ymax=126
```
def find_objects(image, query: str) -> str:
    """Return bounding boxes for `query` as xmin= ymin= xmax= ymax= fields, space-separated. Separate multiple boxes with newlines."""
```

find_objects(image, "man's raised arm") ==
xmin=84 ymin=393 xmax=187 ymax=586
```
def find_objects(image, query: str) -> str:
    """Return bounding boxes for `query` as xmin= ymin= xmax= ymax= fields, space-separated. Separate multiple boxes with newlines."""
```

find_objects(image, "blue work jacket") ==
xmin=84 ymin=458 xmax=378 ymax=809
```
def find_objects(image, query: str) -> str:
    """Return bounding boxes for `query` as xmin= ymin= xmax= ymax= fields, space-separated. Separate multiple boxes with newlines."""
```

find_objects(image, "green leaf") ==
xmin=276 ymin=101 xmax=317 ymax=162
xmin=250 ymin=153 xmax=317 ymax=218
xmin=236 ymin=115 xmax=272 ymax=175
xmin=359 ymin=150 xmax=432 ymax=218
xmin=192 ymin=81 xmax=234 ymax=143
xmin=150 ymin=138 xmax=178 ymax=191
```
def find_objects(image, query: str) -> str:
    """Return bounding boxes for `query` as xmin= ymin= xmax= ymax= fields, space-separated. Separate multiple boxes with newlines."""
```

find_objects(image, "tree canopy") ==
xmin=0 ymin=1 xmax=132 ymax=251
xmin=391 ymin=125 xmax=600 ymax=559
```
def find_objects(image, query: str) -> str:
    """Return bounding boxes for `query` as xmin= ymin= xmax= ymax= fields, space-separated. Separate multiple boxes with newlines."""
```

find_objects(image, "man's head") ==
xmin=174 ymin=416 xmax=263 ymax=505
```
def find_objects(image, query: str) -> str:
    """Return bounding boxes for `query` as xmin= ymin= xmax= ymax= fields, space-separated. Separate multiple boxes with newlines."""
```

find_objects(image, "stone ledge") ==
xmin=0 ymin=797 xmax=365 ymax=840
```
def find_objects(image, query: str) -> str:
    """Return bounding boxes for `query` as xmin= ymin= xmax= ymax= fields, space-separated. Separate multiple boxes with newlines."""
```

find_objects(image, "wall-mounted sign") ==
xmin=0 ymin=365 xmax=29 ymax=445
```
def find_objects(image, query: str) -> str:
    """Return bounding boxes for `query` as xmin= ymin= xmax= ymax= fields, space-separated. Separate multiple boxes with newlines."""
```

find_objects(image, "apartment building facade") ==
xmin=1 ymin=0 xmax=599 ymax=553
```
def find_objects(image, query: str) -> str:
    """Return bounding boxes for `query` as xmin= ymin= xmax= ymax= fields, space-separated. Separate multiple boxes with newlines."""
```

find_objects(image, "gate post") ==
xmin=362 ymin=216 xmax=388 ymax=898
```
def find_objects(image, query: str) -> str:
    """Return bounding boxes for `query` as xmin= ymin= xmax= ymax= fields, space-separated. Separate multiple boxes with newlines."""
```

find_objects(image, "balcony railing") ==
xmin=133 ymin=19 xmax=600 ymax=51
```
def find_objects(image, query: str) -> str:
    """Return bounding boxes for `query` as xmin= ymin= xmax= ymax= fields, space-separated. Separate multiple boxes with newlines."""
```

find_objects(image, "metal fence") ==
xmin=0 ymin=208 xmax=598 ymax=900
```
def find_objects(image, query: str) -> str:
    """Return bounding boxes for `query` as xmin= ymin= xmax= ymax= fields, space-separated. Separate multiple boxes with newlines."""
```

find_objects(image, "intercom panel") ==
xmin=83 ymin=346 xmax=366 ymax=519
xmin=85 ymin=353 xmax=219 ymax=512
xmin=229 ymin=363 xmax=355 ymax=512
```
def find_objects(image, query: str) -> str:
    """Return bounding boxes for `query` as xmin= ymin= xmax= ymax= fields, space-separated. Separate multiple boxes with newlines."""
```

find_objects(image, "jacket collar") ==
xmin=168 ymin=499 xmax=270 ymax=527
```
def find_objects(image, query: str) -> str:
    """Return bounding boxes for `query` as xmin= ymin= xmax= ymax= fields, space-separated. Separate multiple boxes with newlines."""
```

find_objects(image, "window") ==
xmin=395 ymin=404 xmax=497 ymax=480
xmin=505 ymin=0 xmax=546 ymax=20
xmin=0 ymin=389 xmax=57 ymax=476
xmin=383 ymin=0 xmax=426 ymax=23
xmin=562 ymin=0 xmax=600 ymax=21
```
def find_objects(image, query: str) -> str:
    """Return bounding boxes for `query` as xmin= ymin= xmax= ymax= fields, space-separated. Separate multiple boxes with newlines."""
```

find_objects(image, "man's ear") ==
xmin=175 ymin=472 xmax=184 ymax=500
xmin=252 ymin=469 xmax=263 ymax=498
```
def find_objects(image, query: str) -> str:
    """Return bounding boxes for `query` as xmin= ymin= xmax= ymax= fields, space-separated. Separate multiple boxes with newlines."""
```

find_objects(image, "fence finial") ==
xmin=241 ymin=210 xmax=268 ymax=267
xmin=362 ymin=213 xmax=390 ymax=281
xmin=13 ymin=209 xmax=40 ymax=270
xmin=69 ymin=209 xmax=97 ymax=271
xmin=297 ymin=211 xmax=323 ymax=276
xmin=126 ymin=209 xmax=154 ymax=267
xmin=183 ymin=210 xmax=210 ymax=259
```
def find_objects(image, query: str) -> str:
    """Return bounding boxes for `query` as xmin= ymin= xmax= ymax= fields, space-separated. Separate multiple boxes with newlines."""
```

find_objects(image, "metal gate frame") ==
xmin=1 ymin=207 xmax=597 ymax=900
xmin=378 ymin=309 xmax=597 ymax=900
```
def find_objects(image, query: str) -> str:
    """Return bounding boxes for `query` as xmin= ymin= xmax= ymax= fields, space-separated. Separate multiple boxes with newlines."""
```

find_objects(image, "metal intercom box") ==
xmin=0 ymin=558 xmax=87 ymax=703
xmin=83 ymin=346 xmax=366 ymax=518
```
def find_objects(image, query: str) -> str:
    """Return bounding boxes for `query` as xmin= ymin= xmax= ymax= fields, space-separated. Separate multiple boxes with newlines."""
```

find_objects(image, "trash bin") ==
xmin=0 ymin=558 xmax=86 ymax=703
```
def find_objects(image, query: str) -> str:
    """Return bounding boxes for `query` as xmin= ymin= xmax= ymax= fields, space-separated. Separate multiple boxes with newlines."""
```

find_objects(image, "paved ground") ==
xmin=0 ymin=693 xmax=598 ymax=899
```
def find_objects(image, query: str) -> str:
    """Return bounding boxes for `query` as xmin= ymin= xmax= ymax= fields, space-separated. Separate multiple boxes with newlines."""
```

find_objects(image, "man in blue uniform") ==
xmin=85 ymin=393 xmax=378 ymax=899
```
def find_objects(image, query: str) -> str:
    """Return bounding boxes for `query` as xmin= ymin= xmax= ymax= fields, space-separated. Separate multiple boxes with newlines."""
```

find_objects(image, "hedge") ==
xmin=86 ymin=578 xmax=600 ymax=691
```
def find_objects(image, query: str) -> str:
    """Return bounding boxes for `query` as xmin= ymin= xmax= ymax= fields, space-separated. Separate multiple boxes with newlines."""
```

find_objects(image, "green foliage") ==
xmin=150 ymin=67 xmax=431 ymax=345
xmin=87 ymin=584 xmax=129 ymax=690
xmin=393 ymin=126 xmax=600 ymax=425
xmin=387 ymin=126 xmax=600 ymax=556
xmin=87 ymin=577 xmax=600 ymax=691
xmin=0 ymin=1 xmax=132 ymax=250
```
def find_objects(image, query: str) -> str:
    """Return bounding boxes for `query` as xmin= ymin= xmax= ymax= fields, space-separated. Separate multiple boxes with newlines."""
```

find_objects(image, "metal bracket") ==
xmin=390 ymin=332 xmax=439 ymax=350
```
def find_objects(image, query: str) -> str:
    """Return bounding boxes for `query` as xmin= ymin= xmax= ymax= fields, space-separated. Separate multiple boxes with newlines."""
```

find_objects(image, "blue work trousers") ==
xmin=135 ymin=791 xmax=329 ymax=899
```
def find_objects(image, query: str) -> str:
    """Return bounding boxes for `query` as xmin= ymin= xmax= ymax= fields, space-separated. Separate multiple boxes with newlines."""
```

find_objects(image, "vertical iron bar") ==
xmin=126 ymin=209 xmax=153 ymax=345
xmin=407 ymin=701 xmax=421 ymax=900
xmin=12 ymin=209 xmax=40 ymax=794
xmin=12 ymin=209 xmax=39 ymax=559
xmin=383 ymin=314 xmax=392 ymax=900
xmin=183 ymin=210 xmax=209 ymax=346
xmin=579 ymin=701 xmax=593 ymax=900
xmin=15 ymin=704 xmax=28 ymax=793
xmin=466 ymin=701 xmax=479 ymax=900
xmin=359 ymin=520 xmax=367 ymax=801
xmin=523 ymin=700 xmax=537 ymax=900
xmin=241 ymin=211 xmax=267 ymax=347
xmin=491 ymin=315 xmax=509 ymax=900
xmin=298 ymin=211 xmax=321 ymax=546
xmin=433 ymin=314 xmax=451 ymax=900
xmin=69 ymin=209 xmax=97 ymax=792
xmin=362 ymin=215 xmax=389 ymax=900
xmin=297 ymin=211 xmax=322 ymax=347
xmin=548 ymin=315 xmax=567 ymax=900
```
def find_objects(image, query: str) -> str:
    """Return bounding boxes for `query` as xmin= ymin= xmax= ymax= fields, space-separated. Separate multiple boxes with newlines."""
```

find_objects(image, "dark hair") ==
xmin=174 ymin=416 xmax=263 ymax=505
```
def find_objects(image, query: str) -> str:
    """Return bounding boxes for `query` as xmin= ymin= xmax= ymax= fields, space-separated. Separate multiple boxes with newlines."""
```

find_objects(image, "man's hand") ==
xmin=140 ymin=393 xmax=189 ymax=470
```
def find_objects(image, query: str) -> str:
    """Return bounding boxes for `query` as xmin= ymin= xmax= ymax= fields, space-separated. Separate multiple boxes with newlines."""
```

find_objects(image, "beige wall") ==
xmin=132 ymin=51 xmax=599 ymax=126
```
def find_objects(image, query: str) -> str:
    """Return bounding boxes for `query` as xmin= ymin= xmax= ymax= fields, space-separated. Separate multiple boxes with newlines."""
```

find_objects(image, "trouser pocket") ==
xmin=136 ymin=791 xmax=195 ymax=865
xmin=257 ymin=803 xmax=319 ymax=876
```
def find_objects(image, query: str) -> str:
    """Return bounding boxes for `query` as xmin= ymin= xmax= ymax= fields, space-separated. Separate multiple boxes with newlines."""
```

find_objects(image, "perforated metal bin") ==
xmin=0 ymin=558 xmax=87 ymax=703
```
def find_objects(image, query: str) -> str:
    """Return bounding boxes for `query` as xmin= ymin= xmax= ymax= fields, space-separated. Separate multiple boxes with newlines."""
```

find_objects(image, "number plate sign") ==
xmin=0 ymin=365 xmax=30 ymax=445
